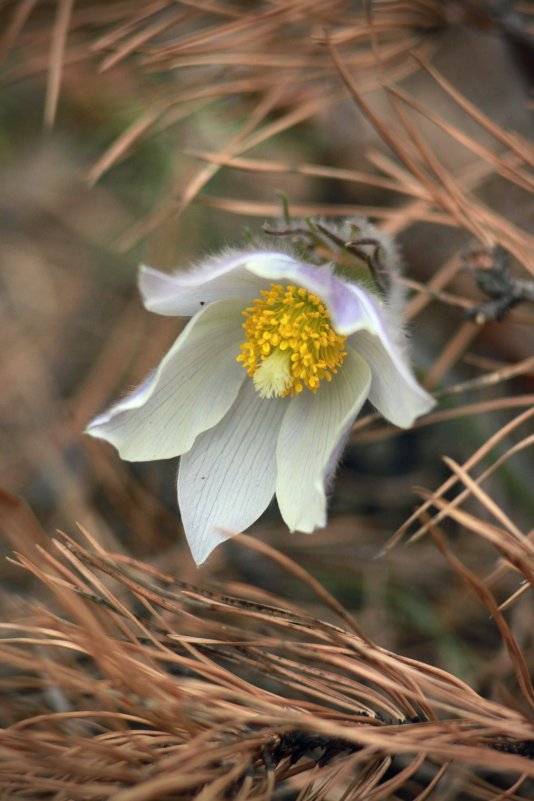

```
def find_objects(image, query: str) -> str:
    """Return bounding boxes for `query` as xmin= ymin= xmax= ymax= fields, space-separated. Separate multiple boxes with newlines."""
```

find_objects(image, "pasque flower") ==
xmin=87 ymin=220 xmax=434 ymax=564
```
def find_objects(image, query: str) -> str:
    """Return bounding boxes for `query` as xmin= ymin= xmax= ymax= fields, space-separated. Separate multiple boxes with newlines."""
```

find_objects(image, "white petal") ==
xmin=350 ymin=330 xmax=434 ymax=428
xmin=178 ymin=382 xmax=287 ymax=565
xmin=139 ymin=250 xmax=297 ymax=317
xmin=276 ymin=348 xmax=372 ymax=533
xmin=140 ymin=250 xmax=393 ymax=342
xmin=86 ymin=299 xmax=246 ymax=460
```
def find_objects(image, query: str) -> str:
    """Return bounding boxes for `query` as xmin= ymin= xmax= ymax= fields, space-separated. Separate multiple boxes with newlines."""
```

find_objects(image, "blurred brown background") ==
xmin=0 ymin=2 xmax=533 ymax=797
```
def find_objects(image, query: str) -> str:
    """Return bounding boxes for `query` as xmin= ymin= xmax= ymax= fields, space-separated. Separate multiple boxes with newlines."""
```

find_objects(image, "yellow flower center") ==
xmin=237 ymin=283 xmax=347 ymax=398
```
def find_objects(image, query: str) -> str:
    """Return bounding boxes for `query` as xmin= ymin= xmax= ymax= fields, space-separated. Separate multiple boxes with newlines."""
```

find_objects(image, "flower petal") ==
xmin=276 ymin=347 xmax=372 ymax=533
xmin=86 ymin=299 xmax=246 ymax=460
xmin=350 ymin=329 xmax=435 ymax=428
xmin=140 ymin=249 xmax=392 ymax=341
xmin=178 ymin=382 xmax=287 ymax=565
xmin=139 ymin=250 xmax=299 ymax=316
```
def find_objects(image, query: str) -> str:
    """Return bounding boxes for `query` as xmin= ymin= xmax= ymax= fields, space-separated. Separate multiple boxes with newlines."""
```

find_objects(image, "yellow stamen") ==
xmin=236 ymin=283 xmax=347 ymax=398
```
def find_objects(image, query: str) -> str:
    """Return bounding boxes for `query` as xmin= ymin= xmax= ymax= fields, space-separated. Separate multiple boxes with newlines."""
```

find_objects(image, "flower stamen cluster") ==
xmin=237 ymin=283 xmax=347 ymax=398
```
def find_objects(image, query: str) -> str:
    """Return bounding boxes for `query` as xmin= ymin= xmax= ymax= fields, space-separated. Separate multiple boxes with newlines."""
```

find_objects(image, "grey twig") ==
xmin=465 ymin=245 xmax=534 ymax=323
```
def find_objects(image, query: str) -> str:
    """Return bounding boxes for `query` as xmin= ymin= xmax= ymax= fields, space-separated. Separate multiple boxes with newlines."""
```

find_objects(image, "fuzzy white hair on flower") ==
xmin=87 ymin=218 xmax=435 ymax=565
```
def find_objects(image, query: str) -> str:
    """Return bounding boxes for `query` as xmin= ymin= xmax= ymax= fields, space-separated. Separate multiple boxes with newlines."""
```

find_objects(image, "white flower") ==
xmin=87 ymin=230 xmax=434 ymax=565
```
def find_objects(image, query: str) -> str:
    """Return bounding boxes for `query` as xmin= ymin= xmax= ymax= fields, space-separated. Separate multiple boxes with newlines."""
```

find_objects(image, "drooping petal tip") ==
xmin=350 ymin=328 xmax=435 ymax=428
